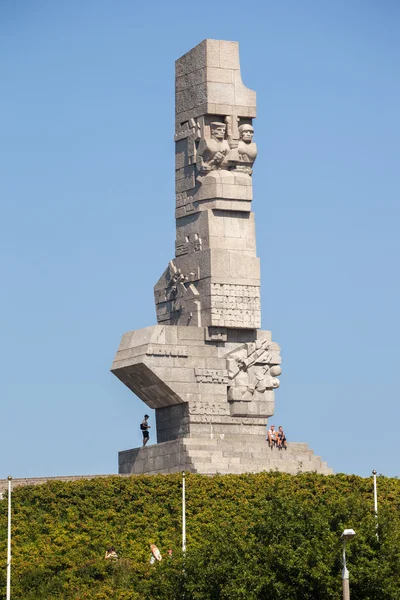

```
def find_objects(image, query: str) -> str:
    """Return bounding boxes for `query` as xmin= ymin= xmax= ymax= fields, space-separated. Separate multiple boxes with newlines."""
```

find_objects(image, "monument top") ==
xmin=154 ymin=39 xmax=260 ymax=330
xmin=175 ymin=39 xmax=256 ymax=126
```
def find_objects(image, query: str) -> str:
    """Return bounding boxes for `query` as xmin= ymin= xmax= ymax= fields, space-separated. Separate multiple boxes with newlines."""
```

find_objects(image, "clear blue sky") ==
xmin=1 ymin=1 xmax=399 ymax=479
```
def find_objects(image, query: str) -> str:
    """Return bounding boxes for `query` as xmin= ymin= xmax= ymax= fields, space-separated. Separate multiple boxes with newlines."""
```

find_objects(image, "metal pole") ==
xmin=342 ymin=575 xmax=350 ymax=600
xmin=342 ymin=541 xmax=350 ymax=600
xmin=7 ymin=475 xmax=12 ymax=600
xmin=372 ymin=469 xmax=378 ymax=541
xmin=182 ymin=471 xmax=186 ymax=554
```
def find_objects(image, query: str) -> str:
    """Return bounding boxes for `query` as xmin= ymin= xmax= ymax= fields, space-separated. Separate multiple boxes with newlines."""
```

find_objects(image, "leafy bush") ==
xmin=0 ymin=473 xmax=399 ymax=599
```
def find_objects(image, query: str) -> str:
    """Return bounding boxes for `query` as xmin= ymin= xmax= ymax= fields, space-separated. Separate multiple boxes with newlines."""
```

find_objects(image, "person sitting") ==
xmin=267 ymin=425 xmax=277 ymax=448
xmin=104 ymin=546 xmax=118 ymax=560
xmin=277 ymin=425 xmax=287 ymax=450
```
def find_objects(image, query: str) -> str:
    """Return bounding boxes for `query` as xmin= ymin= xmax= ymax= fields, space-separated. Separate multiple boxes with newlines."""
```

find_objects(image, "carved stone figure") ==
xmin=226 ymin=340 xmax=281 ymax=405
xmin=236 ymin=124 xmax=257 ymax=174
xmin=196 ymin=122 xmax=230 ymax=175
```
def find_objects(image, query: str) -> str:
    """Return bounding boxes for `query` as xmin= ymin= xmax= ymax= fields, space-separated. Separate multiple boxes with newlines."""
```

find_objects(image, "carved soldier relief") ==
xmin=196 ymin=121 xmax=230 ymax=176
xmin=196 ymin=119 xmax=257 ymax=182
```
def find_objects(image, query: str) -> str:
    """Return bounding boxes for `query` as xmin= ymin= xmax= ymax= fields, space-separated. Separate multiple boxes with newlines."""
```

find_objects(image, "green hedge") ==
xmin=0 ymin=472 xmax=399 ymax=599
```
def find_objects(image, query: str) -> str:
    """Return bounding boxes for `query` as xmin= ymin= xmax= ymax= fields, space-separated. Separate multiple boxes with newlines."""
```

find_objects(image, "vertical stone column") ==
xmin=154 ymin=39 xmax=260 ymax=330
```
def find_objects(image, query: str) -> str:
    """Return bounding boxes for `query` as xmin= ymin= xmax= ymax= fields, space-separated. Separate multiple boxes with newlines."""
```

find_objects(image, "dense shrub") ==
xmin=0 ymin=472 xmax=399 ymax=599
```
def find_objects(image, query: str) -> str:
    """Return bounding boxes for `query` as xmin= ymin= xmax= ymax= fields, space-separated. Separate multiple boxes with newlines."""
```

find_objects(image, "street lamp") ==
xmin=182 ymin=471 xmax=186 ymax=554
xmin=7 ymin=475 xmax=12 ymax=600
xmin=341 ymin=529 xmax=356 ymax=600
xmin=372 ymin=470 xmax=378 ymax=540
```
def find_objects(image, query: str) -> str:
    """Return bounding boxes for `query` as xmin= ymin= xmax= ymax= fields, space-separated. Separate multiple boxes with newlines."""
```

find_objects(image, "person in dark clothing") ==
xmin=277 ymin=425 xmax=287 ymax=450
xmin=141 ymin=414 xmax=151 ymax=447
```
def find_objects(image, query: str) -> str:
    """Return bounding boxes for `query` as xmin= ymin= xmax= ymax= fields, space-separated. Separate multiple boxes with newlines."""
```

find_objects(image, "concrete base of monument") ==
xmin=118 ymin=435 xmax=333 ymax=476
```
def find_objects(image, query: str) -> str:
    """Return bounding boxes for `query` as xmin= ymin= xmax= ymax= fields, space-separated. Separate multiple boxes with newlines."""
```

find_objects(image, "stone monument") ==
xmin=111 ymin=39 xmax=332 ymax=475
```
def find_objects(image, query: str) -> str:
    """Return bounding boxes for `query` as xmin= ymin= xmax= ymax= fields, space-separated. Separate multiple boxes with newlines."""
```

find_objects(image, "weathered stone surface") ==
xmin=111 ymin=324 xmax=280 ymax=417
xmin=110 ymin=39 xmax=332 ymax=477
xmin=153 ymin=39 xmax=262 ymax=329
xmin=118 ymin=437 xmax=333 ymax=476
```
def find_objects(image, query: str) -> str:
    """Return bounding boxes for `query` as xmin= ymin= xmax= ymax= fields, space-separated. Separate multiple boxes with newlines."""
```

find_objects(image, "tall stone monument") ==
xmin=112 ymin=40 xmax=332 ymax=475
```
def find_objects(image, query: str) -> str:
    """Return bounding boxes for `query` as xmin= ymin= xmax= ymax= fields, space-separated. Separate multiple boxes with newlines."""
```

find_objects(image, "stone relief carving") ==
xmin=146 ymin=345 xmax=188 ymax=357
xmin=196 ymin=122 xmax=230 ymax=175
xmin=195 ymin=118 xmax=257 ymax=182
xmin=174 ymin=118 xmax=201 ymax=166
xmin=164 ymin=261 xmax=189 ymax=315
xmin=194 ymin=368 xmax=229 ymax=384
xmin=236 ymin=124 xmax=257 ymax=175
xmin=155 ymin=260 xmax=201 ymax=324
xmin=210 ymin=283 xmax=261 ymax=328
xmin=189 ymin=402 xmax=230 ymax=416
xmin=226 ymin=339 xmax=282 ymax=403
xmin=175 ymin=232 xmax=202 ymax=257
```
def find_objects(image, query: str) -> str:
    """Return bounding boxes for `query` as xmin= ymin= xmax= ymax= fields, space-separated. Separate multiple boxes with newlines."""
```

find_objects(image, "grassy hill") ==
xmin=0 ymin=472 xmax=399 ymax=599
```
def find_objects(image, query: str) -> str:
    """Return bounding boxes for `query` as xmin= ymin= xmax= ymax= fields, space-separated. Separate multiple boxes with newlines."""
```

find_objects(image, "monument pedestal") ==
xmin=119 ymin=437 xmax=332 ymax=476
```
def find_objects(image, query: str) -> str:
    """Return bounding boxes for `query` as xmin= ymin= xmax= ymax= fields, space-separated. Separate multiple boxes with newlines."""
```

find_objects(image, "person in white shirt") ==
xmin=267 ymin=425 xmax=277 ymax=448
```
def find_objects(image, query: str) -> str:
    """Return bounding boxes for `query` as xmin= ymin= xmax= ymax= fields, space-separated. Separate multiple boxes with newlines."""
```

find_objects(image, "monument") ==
xmin=111 ymin=39 xmax=332 ymax=475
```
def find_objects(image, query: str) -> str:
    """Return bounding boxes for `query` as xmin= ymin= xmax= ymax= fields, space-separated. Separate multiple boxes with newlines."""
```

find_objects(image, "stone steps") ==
xmin=179 ymin=438 xmax=332 ymax=475
xmin=183 ymin=444 xmax=313 ymax=457
xmin=118 ymin=437 xmax=333 ymax=476
xmin=183 ymin=438 xmax=313 ymax=453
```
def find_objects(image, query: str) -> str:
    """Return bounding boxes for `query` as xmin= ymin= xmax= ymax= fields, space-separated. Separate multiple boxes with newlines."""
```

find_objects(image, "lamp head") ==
xmin=341 ymin=529 xmax=356 ymax=540
xmin=372 ymin=469 xmax=377 ymax=475
xmin=7 ymin=475 xmax=12 ymax=481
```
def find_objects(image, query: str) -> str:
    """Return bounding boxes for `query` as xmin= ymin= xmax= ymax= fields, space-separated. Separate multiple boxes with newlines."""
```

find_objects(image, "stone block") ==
xmin=175 ymin=40 xmax=207 ymax=78
xmin=175 ymin=68 xmax=206 ymax=92
xmin=207 ymin=67 xmax=234 ymax=84
xmin=218 ymin=41 xmax=240 ymax=70
xmin=153 ymin=366 xmax=194 ymax=384
xmin=207 ymin=82 xmax=235 ymax=106
xmin=209 ymin=249 xmax=232 ymax=278
xmin=229 ymin=253 xmax=260 ymax=280
xmin=176 ymin=84 xmax=208 ymax=115
xmin=204 ymin=357 xmax=227 ymax=370
xmin=205 ymin=39 xmax=220 ymax=68
xmin=177 ymin=326 xmax=206 ymax=341
xmin=198 ymin=382 xmax=227 ymax=396
xmin=221 ymin=183 xmax=251 ymax=200
xmin=233 ymin=69 xmax=257 ymax=107
xmin=173 ymin=355 xmax=206 ymax=368
xmin=116 ymin=326 xmax=166 ymax=352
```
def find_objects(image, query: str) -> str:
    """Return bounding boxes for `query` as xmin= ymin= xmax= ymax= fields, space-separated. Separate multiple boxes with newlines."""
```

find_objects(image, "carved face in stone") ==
xmin=239 ymin=124 xmax=254 ymax=144
xmin=237 ymin=357 xmax=248 ymax=371
xmin=211 ymin=122 xmax=227 ymax=141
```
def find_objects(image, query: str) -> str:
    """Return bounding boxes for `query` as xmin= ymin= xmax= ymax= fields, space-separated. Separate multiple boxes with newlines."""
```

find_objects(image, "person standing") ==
xmin=104 ymin=546 xmax=118 ymax=560
xmin=141 ymin=414 xmax=151 ymax=447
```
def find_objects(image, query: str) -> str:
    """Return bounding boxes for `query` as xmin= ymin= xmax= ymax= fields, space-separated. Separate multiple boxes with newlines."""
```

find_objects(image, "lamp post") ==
xmin=341 ymin=529 xmax=356 ymax=600
xmin=7 ymin=475 xmax=12 ymax=600
xmin=372 ymin=470 xmax=378 ymax=540
xmin=182 ymin=471 xmax=186 ymax=600
xmin=182 ymin=471 xmax=186 ymax=554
